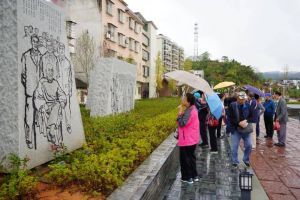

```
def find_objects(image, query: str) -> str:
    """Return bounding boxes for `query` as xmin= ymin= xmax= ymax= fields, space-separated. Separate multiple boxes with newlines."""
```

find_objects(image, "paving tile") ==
xmin=254 ymin=169 xmax=280 ymax=181
xmin=260 ymin=180 xmax=291 ymax=195
xmin=252 ymin=118 xmax=300 ymax=199
xmin=164 ymin=134 xmax=241 ymax=200
xmin=269 ymin=193 xmax=297 ymax=200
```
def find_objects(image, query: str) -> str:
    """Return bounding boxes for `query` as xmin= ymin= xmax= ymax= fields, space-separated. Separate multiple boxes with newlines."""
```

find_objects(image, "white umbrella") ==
xmin=165 ymin=70 xmax=214 ymax=95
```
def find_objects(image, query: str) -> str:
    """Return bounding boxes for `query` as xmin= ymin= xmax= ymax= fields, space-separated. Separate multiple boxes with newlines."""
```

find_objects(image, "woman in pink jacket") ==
xmin=177 ymin=93 xmax=200 ymax=184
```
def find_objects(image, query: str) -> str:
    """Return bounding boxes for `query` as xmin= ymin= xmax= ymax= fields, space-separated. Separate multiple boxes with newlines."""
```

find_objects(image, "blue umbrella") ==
xmin=243 ymin=85 xmax=265 ymax=97
xmin=205 ymin=93 xmax=223 ymax=119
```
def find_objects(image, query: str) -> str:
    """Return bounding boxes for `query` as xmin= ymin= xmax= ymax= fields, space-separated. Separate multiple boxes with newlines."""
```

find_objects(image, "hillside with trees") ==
xmin=189 ymin=52 xmax=265 ymax=87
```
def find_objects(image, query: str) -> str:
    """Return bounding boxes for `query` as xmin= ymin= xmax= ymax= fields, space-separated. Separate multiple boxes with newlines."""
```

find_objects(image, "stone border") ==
xmin=107 ymin=133 xmax=179 ymax=200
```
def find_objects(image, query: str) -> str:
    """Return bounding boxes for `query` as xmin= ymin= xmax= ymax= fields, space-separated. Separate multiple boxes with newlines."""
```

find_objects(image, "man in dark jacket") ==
xmin=274 ymin=91 xmax=288 ymax=147
xmin=263 ymin=93 xmax=275 ymax=139
xmin=247 ymin=92 xmax=259 ymax=150
xmin=224 ymin=94 xmax=237 ymax=136
xmin=228 ymin=92 xmax=252 ymax=167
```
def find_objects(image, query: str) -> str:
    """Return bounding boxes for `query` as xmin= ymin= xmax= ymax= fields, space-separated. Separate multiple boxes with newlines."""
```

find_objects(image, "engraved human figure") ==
xmin=28 ymin=25 xmax=33 ymax=36
xmin=57 ymin=43 xmax=72 ymax=133
xmin=21 ymin=34 xmax=42 ymax=149
xmin=33 ymin=64 xmax=68 ymax=147
xmin=39 ymin=40 xmax=59 ymax=79
xmin=23 ymin=26 xmax=29 ymax=38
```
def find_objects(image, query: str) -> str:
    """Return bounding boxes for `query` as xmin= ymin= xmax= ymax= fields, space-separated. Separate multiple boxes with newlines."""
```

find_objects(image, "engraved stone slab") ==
xmin=0 ymin=0 xmax=85 ymax=169
xmin=88 ymin=58 xmax=137 ymax=116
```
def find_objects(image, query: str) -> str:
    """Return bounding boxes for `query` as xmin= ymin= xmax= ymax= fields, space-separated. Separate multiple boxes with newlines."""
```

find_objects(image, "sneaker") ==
xmin=210 ymin=151 xmax=218 ymax=154
xmin=243 ymin=161 xmax=250 ymax=167
xmin=275 ymin=143 xmax=285 ymax=147
xmin=181 ymin=178 xmax=193 ymax=184
xmin=232 ymin=163 xmax=238 ymax=168
xmin=193 ymin=176 xmax=199 ymax=182
xmin=199 ymin=143 xmax=209 ymax=148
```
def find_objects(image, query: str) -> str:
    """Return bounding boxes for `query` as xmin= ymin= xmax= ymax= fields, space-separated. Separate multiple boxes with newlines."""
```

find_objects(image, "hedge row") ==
xmin=45 ymin=97 xmax=180 ymax=195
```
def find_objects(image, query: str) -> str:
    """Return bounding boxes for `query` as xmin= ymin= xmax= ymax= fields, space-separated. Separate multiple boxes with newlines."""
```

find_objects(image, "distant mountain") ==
xmin=262 ymin=71 xmax=300 ymax=80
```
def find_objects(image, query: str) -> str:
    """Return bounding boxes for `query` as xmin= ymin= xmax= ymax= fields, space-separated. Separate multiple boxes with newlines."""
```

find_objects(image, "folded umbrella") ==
xmin=243 ymin=85 xmax=265 ymax=97
xmin=165 ymin=70 xmax=214 ymax=95
xmin=205 ymin=93 xmax=223 ymax=119
xmin=213 ymin=81 xmax=235 ymax=90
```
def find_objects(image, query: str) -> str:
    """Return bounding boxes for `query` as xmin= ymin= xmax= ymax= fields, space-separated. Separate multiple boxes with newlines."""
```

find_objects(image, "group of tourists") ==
xmin=176 ymin=90 xmax=288 ymax=184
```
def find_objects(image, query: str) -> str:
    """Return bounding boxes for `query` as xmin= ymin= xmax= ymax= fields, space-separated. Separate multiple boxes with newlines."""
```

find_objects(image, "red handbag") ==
xmin=208 ymin=115 xmax=219 ymax=127
xmin=273 ymin=121 xmax=280 ymax=131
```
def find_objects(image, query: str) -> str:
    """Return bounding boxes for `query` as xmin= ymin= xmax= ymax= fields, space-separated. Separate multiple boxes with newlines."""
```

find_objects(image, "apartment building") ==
xmin=101 ymin=0 xmax=148 ymax=99
xmin=157 ymin=34 xmax=184 ymax=72
xmin=135 ymin=12 xmax=158 ymax=98
xmin=52 ymin=0 xmax=155 ymax=99
xmin=51 ymin=0 xmax=103 ymax=103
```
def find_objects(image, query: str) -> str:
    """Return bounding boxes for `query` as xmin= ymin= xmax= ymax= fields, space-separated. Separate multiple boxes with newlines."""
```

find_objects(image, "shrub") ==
xmin=46 ymin=97 xmax=179 ymax=195
xmin=0 ymin=154 xmax=38 ymax=200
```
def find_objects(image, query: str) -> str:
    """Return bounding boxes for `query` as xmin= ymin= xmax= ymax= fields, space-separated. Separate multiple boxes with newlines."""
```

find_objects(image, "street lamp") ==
xmin=239 ymin=168 xmax=253 ymax=200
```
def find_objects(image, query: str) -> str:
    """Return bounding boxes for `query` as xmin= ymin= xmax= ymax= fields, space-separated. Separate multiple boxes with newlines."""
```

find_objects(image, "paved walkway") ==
xmin=251 ymin=117 xmax=300 ymax=200
xmin=163 ymin=137 xmax=241 ymax=200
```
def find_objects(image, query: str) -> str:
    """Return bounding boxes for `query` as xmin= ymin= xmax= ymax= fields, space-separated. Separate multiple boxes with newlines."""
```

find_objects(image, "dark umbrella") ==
xmin=243 ymin=85 xmax=265 ymax=97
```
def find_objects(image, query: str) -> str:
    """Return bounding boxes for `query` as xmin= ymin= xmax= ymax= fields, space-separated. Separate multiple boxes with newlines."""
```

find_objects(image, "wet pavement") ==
xmin=251 ymin=117 xmax=300 ymax=200
xmin=163 ymin=137 xmax=241 ymax=200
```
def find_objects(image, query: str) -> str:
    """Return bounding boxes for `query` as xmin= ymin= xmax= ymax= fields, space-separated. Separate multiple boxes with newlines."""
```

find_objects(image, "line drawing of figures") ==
xmin=33 ymin=64 xmax=68 ymax=147
xmin=28 ymin=25 xmax=33 ymax=36
xmin=39 ymin=40 xmax=59 ymax=80
xmin=21 ymin=34 xmax=42 ymax=149
xmin=57 ymin=43 xmax=72 ymax=134
xmin=23 ymin=26 xmax=29 ymax=38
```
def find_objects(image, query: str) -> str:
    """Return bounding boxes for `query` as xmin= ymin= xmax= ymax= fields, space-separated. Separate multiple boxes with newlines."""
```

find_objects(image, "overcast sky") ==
xmin=126 ymin=0 xmax=300 ymax=72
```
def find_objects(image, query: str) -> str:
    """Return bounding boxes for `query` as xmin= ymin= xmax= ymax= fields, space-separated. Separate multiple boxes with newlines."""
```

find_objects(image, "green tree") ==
xmin=155 ymin=52 xmax=165 ymax=95
xmin=191 ymin=55 xmax=265 ymax=87
xmin=74 ymin=30 xmax=96 ymax=90
xmin=183 ymin=59 xmax=193 ymax=71
xmin=200 ymin=51 xmax=210 ymax=61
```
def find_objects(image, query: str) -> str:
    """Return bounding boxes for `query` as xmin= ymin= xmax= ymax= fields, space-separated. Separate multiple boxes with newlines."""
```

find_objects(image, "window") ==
xmin=143 ymin=24 xmax=148 ymax=31
xmin=142 ymin=34 xmax=149 ymax=46
xmin=66 ymin=20 xmax=76 ymax=39
xmin=118 ymin=33 xmax=126 ymax=47
xmin=143 ymin=66 xmax=150 ymax=77
xmin=106 ymin=0 xmax=114 ymax=16
xmin=118 ymin=9 xmax=125 ymax=23
xmin=129 ymin=18 xmax=135 ymax=30
xmin=135 ymin=22 xmax=139 ymax=33
xmin=142 ymin=49 xmax=149 ymax=61
xmin=135 ymin=41 xmax=140 ymax=53
xmin=129 ymin=38 xmax=135 ymax=50
xmin=107 ymin=23 xmax=116 ymax=42
xmin=106 ymin=49 xmax=117 ymax=57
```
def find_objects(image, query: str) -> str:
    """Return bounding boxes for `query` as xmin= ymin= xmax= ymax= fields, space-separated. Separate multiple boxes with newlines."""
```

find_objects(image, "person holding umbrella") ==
xmin=177 ymin=93 xmax=200 ymax=184
xmin=205 ymin=93 xmax=223 ymax=153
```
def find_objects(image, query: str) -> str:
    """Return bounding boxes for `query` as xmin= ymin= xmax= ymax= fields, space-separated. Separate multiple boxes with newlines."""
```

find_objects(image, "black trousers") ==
xmin=179 ymin=145 xmax=198 ymax=180
xmin=208 ymin=126 xmax=218 ymax=151
xmin=264 ymin=114 xmax=274 ymax=138
xmin=217 ymin=117 xmax=223 ymax=138
xmin=199 ymin=117 xmax=208 ymax=145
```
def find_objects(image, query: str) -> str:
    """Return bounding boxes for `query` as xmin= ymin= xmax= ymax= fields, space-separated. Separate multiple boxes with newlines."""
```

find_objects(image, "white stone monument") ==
xmin=0 ymin=0 xmax=85 ymax=169
xmin=88 ymin=58 xmax=137 ymax=116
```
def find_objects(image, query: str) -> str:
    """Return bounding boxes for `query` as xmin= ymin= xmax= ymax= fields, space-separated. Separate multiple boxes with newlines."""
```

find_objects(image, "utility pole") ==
xmin=283 ymin=65 xmax=289 ymax=97
xmin=193 ymin=23 xmax=198 ymax=61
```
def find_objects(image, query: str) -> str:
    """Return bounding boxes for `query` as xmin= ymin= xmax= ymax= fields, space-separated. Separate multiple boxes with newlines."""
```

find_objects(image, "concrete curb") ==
xmin=107 ymin=133 xmax=179 ymax=200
